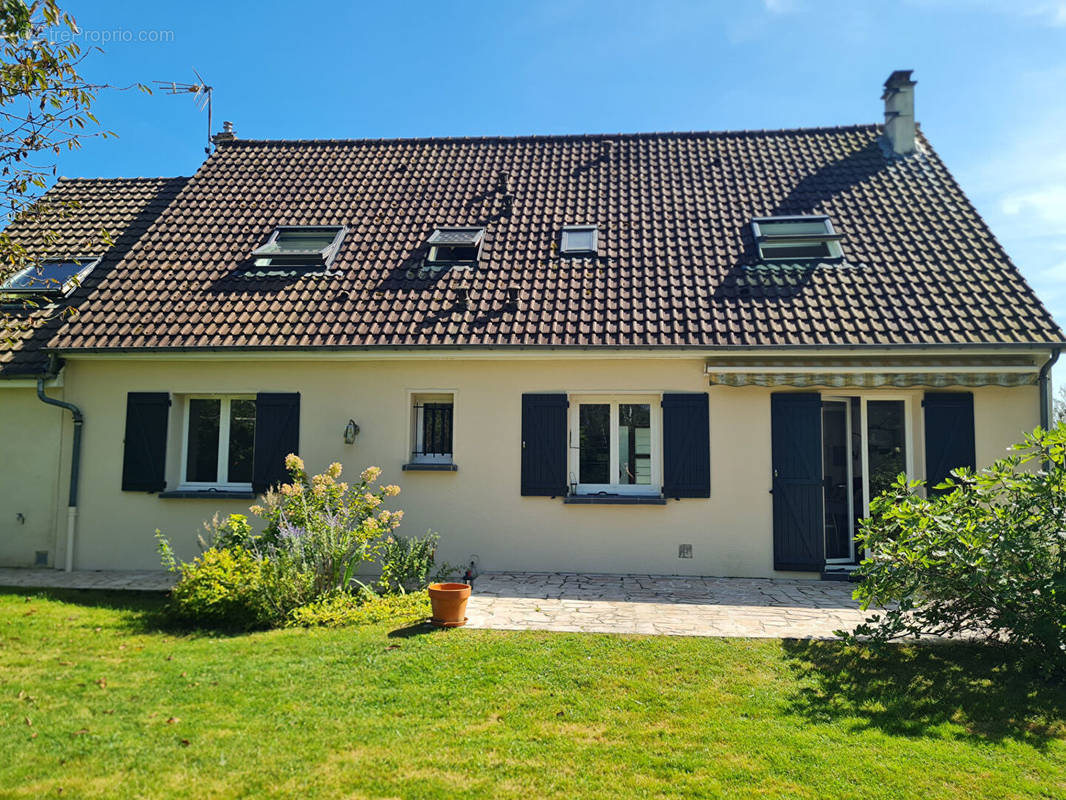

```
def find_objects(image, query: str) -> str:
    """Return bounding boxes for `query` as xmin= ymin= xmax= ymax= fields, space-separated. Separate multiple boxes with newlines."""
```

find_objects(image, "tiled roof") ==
xmin=15 ymin=125 xmax=1066 ymax=355
xmin=1 ymin=177 xmax=188 ymax=375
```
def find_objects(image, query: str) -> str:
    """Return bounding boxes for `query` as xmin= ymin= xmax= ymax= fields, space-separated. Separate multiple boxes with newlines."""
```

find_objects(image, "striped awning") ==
xmin=706 ymin=355 xmax=1041 ymax=388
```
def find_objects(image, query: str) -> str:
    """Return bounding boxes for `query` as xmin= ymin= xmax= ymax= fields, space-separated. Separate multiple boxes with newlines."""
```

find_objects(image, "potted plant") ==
xmin=428 ymin=581 xmax=471 ymax=627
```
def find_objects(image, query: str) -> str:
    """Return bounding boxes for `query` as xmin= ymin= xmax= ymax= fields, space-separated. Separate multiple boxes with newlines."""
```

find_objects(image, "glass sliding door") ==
xmin=866 ymin=400 xmax=907 ymax=501
xmin=815 ymin=395 xmax=912 ymax=568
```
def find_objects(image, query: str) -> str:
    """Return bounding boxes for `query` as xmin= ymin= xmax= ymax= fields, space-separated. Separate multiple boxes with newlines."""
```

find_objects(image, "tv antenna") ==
xmin=153 ymin=70 xmax=214 ymax=154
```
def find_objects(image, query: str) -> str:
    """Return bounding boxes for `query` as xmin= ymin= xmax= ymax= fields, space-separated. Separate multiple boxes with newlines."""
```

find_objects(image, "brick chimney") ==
xmin=882 ymin=71 xmax=916 ymax=155
xmin=211 ymin=120 xmax=236 ymax=147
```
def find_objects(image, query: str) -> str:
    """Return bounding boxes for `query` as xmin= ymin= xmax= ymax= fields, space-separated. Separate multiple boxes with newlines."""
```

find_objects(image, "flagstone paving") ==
xmin=0 ymin=568 xmax=873 ymax=639
xmin=465 ymin=572 xmax=869 ymax=639
xmin=0 ymin=567 xmax=175 ymax=592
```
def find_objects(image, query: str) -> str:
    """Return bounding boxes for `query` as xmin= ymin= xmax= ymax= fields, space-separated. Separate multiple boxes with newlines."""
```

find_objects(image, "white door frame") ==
xmin=816 ymin=392 xmax=915 ymax=565
xmin=859 ymin=394 xmax=915 ymax=560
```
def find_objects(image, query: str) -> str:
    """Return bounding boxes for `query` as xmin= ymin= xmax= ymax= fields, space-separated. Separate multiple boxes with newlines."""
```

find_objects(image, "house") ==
xmin=1 ymin=71 xmax=1061 ymax=578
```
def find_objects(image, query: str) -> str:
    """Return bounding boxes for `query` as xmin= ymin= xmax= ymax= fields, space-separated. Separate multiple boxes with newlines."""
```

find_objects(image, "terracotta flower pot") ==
xmin=428 ymin=582 xmax=471 ymax=628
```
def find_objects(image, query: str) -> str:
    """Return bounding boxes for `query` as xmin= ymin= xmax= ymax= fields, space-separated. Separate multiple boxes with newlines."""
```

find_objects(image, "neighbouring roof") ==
xmin=1 ymin=177 xmax=189 ymax=376
xmin=6 ymin=124 xmax=1065 ymax=361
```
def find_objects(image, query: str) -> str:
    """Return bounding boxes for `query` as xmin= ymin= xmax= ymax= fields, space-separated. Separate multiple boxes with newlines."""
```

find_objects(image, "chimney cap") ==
xmin=211 ymin=121 xmax=236 ymax=146
xmin=884 ymin=70 xmax=916 ymax=89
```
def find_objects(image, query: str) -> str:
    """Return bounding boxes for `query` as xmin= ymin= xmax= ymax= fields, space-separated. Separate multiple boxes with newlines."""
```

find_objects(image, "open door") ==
xmin=771 ymin=393 xmax=825 ymax=571
xmin=822 ymin=398 xmax=855 ymax=564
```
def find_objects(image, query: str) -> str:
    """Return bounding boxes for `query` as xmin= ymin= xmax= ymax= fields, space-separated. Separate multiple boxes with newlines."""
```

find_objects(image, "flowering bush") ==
xmin=158 ymin=457 xmax=419 ymax=628
xmin=249 ymin=456 xmax=404 ymax=601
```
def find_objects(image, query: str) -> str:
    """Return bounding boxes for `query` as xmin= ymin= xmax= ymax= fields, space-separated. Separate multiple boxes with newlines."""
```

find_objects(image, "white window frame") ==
xmin=858 ymin=393 xmax=914 ymax=521
xmin=251 ymin=225 xmax=346 ymax=268
xmin=752 ymin=215 xmax=843 ymax=261
xmin=426 ymin=228 xmax=485 ymax=266
xmin=178 ymin=394 xmax=256 ymax=490
xmin=408 ymin=391 xmax=455 ymax=465
xmin=560 ymin=225 xmax=598 ymax=254
xmin=0 ymin=256 xmax=100 ymax=296
xmin=568 ymin=393 xmax=662 ymax=496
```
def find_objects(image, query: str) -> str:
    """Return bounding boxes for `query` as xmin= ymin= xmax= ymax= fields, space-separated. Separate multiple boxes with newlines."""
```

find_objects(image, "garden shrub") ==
xmin=848 ymin=424 xmax=1066 ymax=667
xmin=249 ymin=457 xmax=404 ymax=601
xmin=158 ymin=457 xmax=418 ymax=629
xmin=168 ymin=546 xmax=269 ymax=629
xmin=377 ymin=531 xmax=452 ymax=593
xmin=286 ymin=591 xmax=431 ymax=628
xmin=199 ymin=512 xmax=255 ymax=550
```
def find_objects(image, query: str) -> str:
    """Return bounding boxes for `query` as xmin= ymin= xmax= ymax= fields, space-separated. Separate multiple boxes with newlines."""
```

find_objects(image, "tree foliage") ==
xmin=847 ymin=425 xmax=1066 ymax=668
xmin=0 ymin=1 xmax=116 ymax=282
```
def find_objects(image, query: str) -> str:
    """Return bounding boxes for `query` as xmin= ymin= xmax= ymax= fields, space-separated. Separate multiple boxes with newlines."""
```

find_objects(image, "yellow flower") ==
xmin=383 ymin=484 xmax=401 ymax=497
xmin=327 ymin=462 xmax=343 ymax=479
xmin=360 ymin=466 xmax=382 ymax=483
xmin=284 ymin=453 xmax=305 ymax=472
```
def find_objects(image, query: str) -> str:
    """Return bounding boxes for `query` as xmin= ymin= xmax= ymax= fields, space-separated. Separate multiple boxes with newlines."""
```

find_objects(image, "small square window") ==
xmin=426 ymin=228 xmax=484 ymax=266
xmin=181 ymin=396 xmax=256 ymax=489
xmin=0 ymin=257 xmax=99 ymax=297
xmin=409 ymin=393 xmax=454 ymax=464
xmin=561 ymin=225 xmax=598 ymax=254
xmin=752 ymin=216 xmax=843 ymax=261
xmin=251 ymin=226 xmax=345 ymax=269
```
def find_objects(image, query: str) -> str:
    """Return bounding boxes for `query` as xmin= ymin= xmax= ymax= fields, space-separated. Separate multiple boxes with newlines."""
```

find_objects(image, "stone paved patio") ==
xmin=0 ymin=568 xmax=872 ymax=639
xmin=465 ymin=572 xmax=869 ymax=639
xmin=0 ymin=568 xmax=175 ymax=592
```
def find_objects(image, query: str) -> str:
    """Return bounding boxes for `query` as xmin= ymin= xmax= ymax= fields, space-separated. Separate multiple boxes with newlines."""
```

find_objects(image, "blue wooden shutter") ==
xmin=923 ymin=392 xmax=975 ymax=493
xmin=771 ymin=393 xmax=825 ymax=571
xmin=521 ymin=393 xmax=568 ymax=496
xmin=253 ymin=393 xmax=300 ymax=492
xmin=662 ymin=393 xmax=710 ymax=498
xmin=121 ymin=392 xmax=170 ymax=492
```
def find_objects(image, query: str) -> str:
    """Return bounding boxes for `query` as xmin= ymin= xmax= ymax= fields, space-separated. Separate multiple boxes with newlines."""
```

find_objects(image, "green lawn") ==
xmin=1 ymin=589 xmax=1063 ymax=799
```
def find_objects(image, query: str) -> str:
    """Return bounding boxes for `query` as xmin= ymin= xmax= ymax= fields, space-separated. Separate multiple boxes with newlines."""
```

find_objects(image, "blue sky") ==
xmin=51 ymin=0 xmax=1066 ymax=381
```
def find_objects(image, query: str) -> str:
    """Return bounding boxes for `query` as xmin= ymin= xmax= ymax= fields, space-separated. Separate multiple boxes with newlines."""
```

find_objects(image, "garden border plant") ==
xmin=157 ymin=456 xmax=449 ymax=629
xmin=845 ymin=424 xmax=1066 ymax=670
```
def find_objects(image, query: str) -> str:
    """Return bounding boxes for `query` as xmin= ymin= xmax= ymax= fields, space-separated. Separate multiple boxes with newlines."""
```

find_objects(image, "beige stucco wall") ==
xmin=0 ymin=386 xmax=64 ymax=567
xmin=3 ymin=355 xmax=1043 ymax=576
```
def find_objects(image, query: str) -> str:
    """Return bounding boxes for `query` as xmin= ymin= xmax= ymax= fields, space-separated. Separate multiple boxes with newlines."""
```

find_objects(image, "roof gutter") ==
xmin=35 ymin=356 xmax=83 ymax=572
xmin=1039 ymin=347 xmax=1061 ymax=430
xmin=46 ymin=341 xmax=1066 ymax=357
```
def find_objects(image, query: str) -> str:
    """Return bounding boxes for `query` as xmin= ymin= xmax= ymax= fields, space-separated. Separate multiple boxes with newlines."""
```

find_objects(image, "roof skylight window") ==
xmin=752 ymin=216 xmax=843 ymax=261
xmin=0 ymin=257 xmax=100 ymax=297
xmin=426 ymin=228 xmax=484 ymax=266
xmin=251 ymin=226 xmax=346 ymax=268
xmin=560 ymin=225 xmax=598 ymax=255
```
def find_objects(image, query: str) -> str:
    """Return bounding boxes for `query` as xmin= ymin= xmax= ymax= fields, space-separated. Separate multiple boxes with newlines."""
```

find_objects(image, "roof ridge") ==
xmin=54 ymin=176 xmax=189 ymax=184
xmin=221 ymin=123 xmax=884 ymax=148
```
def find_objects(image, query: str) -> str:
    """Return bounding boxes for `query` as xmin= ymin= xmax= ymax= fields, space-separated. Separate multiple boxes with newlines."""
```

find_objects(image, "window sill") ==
xmin=563 ymin=494 xmax=666 ymax=506
xmin=402 ymin=463 xmax=458 ymax=472
xmin=158 ymin=490 xmax=256 ymax=500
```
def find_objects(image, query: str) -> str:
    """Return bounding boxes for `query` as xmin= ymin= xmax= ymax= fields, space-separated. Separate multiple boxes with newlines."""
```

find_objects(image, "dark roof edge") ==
xmin=914 ymin=128 xmax=1064 ymax=337
xmin=52 ymin=175 xmax=189 ymax=184
xmin=50 ymin=341 xmax=1066 ymax=357
xmin=219 ymin=123 xmax=885 ymax=148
